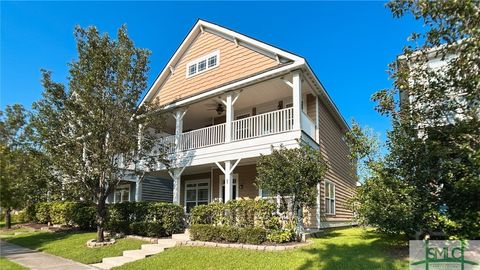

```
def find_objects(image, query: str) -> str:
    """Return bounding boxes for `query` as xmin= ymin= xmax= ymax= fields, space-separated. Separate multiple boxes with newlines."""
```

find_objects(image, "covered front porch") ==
xmin=155 ymin=158 xmax=261 ymax=213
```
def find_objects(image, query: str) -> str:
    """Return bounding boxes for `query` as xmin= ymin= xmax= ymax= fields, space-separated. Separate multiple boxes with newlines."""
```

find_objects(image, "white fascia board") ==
xmin=302 ymin=63 xmax=350 ymax=132
xmin=199 ymin=20 xmax=304 ymax=63
xmin=139 ymin=20 xmax=305 ymax=109
xmin=138 ymin=21 xmax=203 ymax=108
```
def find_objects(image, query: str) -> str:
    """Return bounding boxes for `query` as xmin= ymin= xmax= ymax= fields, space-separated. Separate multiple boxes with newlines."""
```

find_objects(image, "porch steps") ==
xmin=91 ymin=239 xmax=177 ymax=269
xmin=171 ymin=230 xmax=190 ymax=242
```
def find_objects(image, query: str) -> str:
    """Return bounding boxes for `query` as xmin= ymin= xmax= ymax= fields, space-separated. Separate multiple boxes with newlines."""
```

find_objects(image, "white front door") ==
xmin=184 ymin=179 xmax=210 ymax=213
xmin=219 ymin=174 xmax=239 ymax=202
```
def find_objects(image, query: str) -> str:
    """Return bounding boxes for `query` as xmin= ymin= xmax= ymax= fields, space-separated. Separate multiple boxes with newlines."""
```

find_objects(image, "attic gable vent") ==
xmin=186 ymin=50 xmax=219 ymax=78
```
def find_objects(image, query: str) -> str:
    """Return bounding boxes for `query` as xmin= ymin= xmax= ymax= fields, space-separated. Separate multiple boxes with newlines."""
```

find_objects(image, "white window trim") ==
xmin=113 ymin=184 xmax=131 ymax=203
xmin=219 ymin=174 xmax=239 ymax=202
xmin=184 ymin=179 xmax=210 ymax=212
xmin=324 ymin=180 xmax=336 ymax=215
xmin=186 ymin=50 xmax=220 ymax=78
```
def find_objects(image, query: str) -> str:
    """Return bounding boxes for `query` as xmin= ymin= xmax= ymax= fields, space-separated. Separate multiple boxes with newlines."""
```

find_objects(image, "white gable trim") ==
xmin=138 ymin=19 xmax=304 ymax=108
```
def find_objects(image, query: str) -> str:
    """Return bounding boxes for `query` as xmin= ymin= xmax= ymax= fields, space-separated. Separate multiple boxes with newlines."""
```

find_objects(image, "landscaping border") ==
xmin=176 ymin=240 xmax=311 ymax=251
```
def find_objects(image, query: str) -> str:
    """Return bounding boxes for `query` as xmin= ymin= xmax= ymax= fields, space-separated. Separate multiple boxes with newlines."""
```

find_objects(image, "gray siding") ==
xmin=141 ymin=176 xmax=173 ymax=202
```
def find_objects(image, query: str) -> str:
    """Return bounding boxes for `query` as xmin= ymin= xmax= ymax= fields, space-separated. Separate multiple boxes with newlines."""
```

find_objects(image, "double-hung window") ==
xmin=186 ymin=51 xmax=219 ymax=78
xmin=114 ymin=184 xmax=130 ymax=203
xmin=325 ymin=181 xmax=335 ymax=215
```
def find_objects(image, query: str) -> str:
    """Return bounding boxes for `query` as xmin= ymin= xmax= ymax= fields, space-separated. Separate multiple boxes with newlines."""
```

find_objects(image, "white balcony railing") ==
xmin=177 ymin=123 xmax=225 ymax=152
xmin=161 ymin=107 xmax=296 ymax=153
xmin=232 ymin=107 xmax=293 ymax=141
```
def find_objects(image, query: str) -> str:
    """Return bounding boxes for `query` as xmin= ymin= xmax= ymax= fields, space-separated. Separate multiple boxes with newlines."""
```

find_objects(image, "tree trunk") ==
xmin=96 ymin=197 xmax=107 ymax=242
xmin=293 ymin=201 xmax=304 ymax=241
xmin=5 ymin=207 xmax=12 ymax=229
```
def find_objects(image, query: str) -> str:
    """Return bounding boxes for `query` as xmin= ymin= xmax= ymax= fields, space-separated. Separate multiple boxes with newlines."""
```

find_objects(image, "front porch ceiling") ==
xmin=155 ymin=157 xmax=259 ymax=179
xmin=164 ymin=75 xmax=314 ymax=132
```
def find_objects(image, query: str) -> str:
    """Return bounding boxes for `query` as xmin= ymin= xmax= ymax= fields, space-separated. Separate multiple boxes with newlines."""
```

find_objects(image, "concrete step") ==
xmin=157 ymin=239 xmax=177 ymax=248
xmin=141 ymin=244 xmax=166 ymax=252
xmin=123 ymin=249 xmax=159 ymax=259
xmin=171 ymin=232 xmax=190 ymax=241
xmin=91 ymin=262 xmax=115 ymax=270
xmin=102 ymin=256 xmax=137 ymax=267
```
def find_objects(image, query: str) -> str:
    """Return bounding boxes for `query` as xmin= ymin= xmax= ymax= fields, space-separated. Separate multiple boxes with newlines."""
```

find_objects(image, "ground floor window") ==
xmin=114 ymin=184 xmax=130 ymax=203
xmin=185 ymin=180 xmax=210 ymax=213
xmin=325 ymin=181 xmax=335 ymax=215
xmin=219 ymin=174 xmax=238 ymax=202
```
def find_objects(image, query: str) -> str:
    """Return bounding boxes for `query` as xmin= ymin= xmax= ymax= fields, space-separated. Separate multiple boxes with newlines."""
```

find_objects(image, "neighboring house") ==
xmin=111 ymin=20 xmax=356 ymax=229
xmin=399 ymin=44 xmax=477 ymax=130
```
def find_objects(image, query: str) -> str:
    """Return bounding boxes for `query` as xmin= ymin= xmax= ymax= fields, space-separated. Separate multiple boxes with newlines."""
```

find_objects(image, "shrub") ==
xmin=50 ymin=201 xmax=77 ymax=225
xmin=106 ymin=201 xmax=185 ymax=237
xmin=35 ymin=202 xmax=51 ymax=223
xmin=25 ymin=204 xmax=37 ymax=222
xmin=238 ymin=227 xmax=267 ymax=245
xmin=266 ymin=230 xmax=295 ymax=243
xmin=190 ymin=199 xmax=280 ymax=230
xmin=70 ymin=202 xmax=96 ymax=230
xmin=218 ymin=226 xmax=239 ymax=242
xmin=149 ymin=202 xmax=185 ymax=235
xmin=189 ymin=224 xmax=218 ymax=242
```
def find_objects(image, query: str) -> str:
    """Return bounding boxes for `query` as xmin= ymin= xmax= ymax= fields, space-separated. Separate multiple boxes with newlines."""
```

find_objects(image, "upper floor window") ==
xmin=325 ymin=181 xmax=335 ymax=215
xmin=186 ymin=51 xmax=219 ymax=78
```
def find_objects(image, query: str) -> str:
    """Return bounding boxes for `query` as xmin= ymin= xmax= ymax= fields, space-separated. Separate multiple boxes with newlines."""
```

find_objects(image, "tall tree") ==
xmin=255 ymin=143 xmax=328 ymax=238
xmin=363 ymin=0 xmax=479 ymax=238
xmin=32 ymin=25 xmax=167 ymax=242
xmin=0 ymin=105 xmax=50 ymax=228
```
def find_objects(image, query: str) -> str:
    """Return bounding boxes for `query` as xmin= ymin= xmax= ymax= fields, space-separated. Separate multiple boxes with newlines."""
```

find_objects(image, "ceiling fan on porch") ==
xmin=205 ymin=103 xmax=225 ymax=115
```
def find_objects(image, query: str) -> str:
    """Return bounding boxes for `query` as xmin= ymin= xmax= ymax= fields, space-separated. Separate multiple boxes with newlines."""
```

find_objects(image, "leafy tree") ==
xmin=354 ymin=0 xmax=480 ymax=238
xmin=346 ymin=122 xmax=415 ymax=236
xmin=255 ymin=143 xmax=328 ymax=238
xmin=0 ymin=105 xmax=51 ymax=228
xmin=31 ymin=25 xmax=167 ymax=242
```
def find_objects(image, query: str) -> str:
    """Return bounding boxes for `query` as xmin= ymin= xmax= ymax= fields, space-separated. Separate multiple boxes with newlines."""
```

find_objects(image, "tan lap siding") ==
xmin=154 ymin=32 xmax=280 ymax=105
xmin=318 ymin=98 xmax=356 ymax=221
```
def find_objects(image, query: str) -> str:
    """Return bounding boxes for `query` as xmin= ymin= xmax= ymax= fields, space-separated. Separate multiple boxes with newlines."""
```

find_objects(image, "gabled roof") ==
xmin=139 ymin=19 xmax=350 ymax=132
xmin=139 ymin=19 xmax=305 ymax=108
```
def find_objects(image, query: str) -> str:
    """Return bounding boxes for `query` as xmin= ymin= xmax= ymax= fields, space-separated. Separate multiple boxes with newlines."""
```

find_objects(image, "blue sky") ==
xmin=1 ymin=1 xmax=422 ymax=141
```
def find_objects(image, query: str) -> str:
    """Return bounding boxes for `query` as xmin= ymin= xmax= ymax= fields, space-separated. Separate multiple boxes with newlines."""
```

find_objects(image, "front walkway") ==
xmin=0 ymin=240 xmax=96 ymax=270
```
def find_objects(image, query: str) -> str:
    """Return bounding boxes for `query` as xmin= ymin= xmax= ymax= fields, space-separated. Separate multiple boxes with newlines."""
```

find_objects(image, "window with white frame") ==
xmin=114 ymin=184 xmax=130 ymax=203
xmin=325 ymin=181 xmax=335 ymax=215
xmin=185 ymin=180 xmax=210 ymax=213
xmin=259 ymin=188 xmax=272 ymax=198
xmin=186 ymin=51 xmax=219 ymax=78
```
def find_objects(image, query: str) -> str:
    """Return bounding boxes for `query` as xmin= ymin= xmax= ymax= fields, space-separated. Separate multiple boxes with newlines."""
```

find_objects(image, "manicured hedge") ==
xmin=189 ymin=200 xmax=295 ymax=244
xmin=25 ymin=201 xmax=185 ymax=236
xmin=29 ymin=201 xmax=97 ymax=230
xmin=106 ymin=201 xmax=185 ymax=237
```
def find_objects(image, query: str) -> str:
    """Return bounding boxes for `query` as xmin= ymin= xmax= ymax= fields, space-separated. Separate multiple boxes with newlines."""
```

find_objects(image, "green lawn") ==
xmin=0 ymin=257 xmax=28 ymax=270
xmin=115 ymin=227 xmax=408 ymax=270
xmin=2 ymin=231 xmax=148 ymax=264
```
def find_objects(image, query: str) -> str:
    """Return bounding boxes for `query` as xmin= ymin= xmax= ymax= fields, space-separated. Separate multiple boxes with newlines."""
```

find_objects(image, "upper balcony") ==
xmin=153 ymin=70 xmax=319 ymax=168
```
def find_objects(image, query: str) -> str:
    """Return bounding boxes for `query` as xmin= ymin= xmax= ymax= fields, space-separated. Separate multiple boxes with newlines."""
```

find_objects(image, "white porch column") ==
xmin=225 ymin=95 xmax=233 ymax=143
xmin=316 ymin=182 xmax=321 ymax=229
xmin=173 ymin=109 xmax=187 ymax=151
xmin=169 ymin=167 xmax=186 ymax=205
xmin=224 ymin=161 xmax=232 ymax=202
xmin=215 ymin=159 xmax=241 ymax=203
xmin=222 ymin=92 xmax=240 ymax=143
xmin=135 ymin=178 xmax=142 ymax=202
xmin=292 ymin=71 xmax=302 ymax=130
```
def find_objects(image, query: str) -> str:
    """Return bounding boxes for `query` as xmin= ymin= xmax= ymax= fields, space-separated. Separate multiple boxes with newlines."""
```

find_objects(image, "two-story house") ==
xmin=110 ymin=20 xmax=356 ymax=229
